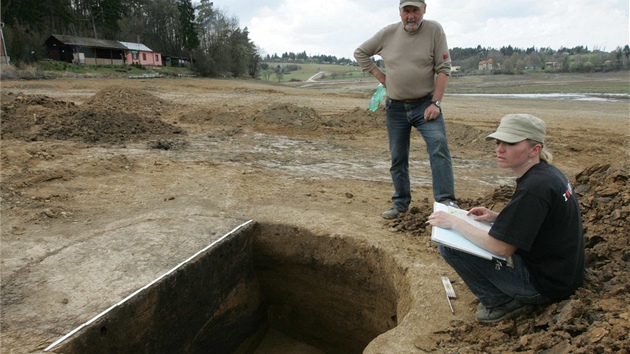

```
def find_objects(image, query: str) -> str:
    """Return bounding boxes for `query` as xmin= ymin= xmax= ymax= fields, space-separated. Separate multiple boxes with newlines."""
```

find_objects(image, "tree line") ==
xmin=1 ymin=0 xmax=260 ymax=77
xmin=450 ymin=44 xmax=630 ymax=74
xmin=254 ymin=44 xmax=630 ymax=76
xmin=264 ymin=52 xmax=355 ymax=66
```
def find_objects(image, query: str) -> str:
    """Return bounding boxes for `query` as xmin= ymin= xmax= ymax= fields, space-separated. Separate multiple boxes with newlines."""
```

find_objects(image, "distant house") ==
xmin=45 ymin=34 xmax=127 ymax=65
xmin=478 ymin=58 xmax=494 ymax=73
xmin=45 ymin=34 xmax=162 ymax=67
xmin=119 ymin=41 xmax=162 ymax=66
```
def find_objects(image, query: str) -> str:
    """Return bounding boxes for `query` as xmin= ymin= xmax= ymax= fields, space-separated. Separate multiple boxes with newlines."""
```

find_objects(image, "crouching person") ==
xmin=427 ymin=114 xmax=585 ymax=324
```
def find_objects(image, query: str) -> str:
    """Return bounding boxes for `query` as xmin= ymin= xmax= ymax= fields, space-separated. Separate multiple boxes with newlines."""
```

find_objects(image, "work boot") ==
xmin=476 ymin=299 xmax=533 ymax=325
xmin=382 ymin=207 xmax=406 ymax=219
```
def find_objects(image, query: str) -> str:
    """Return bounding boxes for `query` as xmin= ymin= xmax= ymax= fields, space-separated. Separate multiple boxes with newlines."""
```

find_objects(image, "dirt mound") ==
xmin=249 ymin=103 xmax=323 ymax=130
xmin=388 ymin=163 xmax=629 ymax=353
xmin=330 ymin=107 xmax=385 ymax=131
xmin=0 ymin=92 xmax=74 ymax=109
xmin=1 ymin=90 xmax=184 ymax=144
xmin=446 ymin=122 xmax=496 ymax=156
xmin=34 ymin=108 xmax=184 ymax=144
xmin=84 ymin=85 xmax=170 ymax=117
xmin=178 ymin=104 xmax=385 ymax=135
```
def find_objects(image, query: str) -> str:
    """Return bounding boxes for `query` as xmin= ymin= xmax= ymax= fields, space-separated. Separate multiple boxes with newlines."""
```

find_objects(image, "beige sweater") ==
xmin=354 ymin=20 xmax=451 ymax=101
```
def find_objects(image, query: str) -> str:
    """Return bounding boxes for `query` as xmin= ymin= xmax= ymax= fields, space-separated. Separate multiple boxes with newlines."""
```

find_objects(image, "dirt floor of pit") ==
xmin=1 ymin=74 xmax=629 ymax=353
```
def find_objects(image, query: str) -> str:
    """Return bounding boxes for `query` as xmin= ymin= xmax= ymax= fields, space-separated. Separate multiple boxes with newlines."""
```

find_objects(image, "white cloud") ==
xmin=247 ymin=0 xmax=397 ymax=57
xmin=437 ymin=0 xmax=628 ymax=51
xmin=211 ymin=0 xmax=629 ymax=58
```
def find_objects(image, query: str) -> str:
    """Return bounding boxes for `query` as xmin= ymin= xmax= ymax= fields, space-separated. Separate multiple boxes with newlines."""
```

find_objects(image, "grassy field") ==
xmin=263 ymin=62 xmax=629 ymax=95
xmin=263 ymin=62 xmax=369 ymax=82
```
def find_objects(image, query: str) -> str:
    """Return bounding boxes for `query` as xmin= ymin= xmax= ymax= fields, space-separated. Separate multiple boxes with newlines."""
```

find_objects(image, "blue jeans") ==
xmin=384 ymin=98 xmax=456 ymax=211
xmin=439 ymin=245 xmax=551 ymax=307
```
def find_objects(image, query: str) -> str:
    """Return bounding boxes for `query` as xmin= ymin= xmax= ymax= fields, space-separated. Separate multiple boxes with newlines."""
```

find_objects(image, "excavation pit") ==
xmin=48 ymin=221 xmax=402 ymax=354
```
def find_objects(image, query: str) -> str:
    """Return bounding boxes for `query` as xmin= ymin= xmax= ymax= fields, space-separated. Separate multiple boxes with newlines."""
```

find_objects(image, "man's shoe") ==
xmin=475 ymin=299 xmax=532 ymax=325
xmin=382 ymin=207 xmax=405 ymax=219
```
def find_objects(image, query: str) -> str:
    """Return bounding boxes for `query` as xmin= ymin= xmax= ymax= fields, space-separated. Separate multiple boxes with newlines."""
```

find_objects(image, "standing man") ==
xmin=354 ymin=0 xmax=457 ymax=219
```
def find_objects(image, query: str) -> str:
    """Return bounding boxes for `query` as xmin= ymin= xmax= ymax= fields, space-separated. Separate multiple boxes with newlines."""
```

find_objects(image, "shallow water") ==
xmin=449 ymin=93 xmax=629 ymax=102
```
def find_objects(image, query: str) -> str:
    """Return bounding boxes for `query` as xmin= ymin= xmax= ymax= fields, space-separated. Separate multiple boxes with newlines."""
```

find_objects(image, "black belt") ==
xmin=391 ymin=95 xmax=432 ymax=103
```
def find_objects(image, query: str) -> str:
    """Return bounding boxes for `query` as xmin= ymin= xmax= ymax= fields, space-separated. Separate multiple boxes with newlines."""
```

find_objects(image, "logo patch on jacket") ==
xmin=443 ymin=54 xmax=449 ymax=59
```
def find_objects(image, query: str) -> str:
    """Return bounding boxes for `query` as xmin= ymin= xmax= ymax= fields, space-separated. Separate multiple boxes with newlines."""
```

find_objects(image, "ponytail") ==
xmin=539 ymin=148 xmax=553 ymax=163
xmin=529 ymin=140 xmax=553 ymax=164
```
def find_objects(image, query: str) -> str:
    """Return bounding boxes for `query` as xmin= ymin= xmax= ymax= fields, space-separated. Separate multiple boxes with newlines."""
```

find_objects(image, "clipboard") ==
xmin=430 ymin=202 xmax=506 ymax=261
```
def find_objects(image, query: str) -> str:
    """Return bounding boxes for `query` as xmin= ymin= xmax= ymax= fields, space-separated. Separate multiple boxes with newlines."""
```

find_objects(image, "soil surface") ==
xmin=1 ymin=75 xmax=629 ymax=353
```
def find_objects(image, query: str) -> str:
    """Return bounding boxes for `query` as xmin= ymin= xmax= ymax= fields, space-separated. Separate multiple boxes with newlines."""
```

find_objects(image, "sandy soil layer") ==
xmin=1 ymin=76 xmax=628 ymax=353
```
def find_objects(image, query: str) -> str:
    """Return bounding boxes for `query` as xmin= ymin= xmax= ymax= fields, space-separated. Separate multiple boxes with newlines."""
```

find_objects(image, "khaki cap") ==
xmin=486 ymin=114 xmax=546 ymax=144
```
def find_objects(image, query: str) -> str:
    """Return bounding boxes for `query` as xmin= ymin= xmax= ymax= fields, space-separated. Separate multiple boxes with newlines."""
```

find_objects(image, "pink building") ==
xmin=119 ymin=41 xmax=162 ymax=67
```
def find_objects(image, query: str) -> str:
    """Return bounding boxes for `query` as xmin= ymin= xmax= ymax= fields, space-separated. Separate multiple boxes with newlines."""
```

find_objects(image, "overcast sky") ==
xmin=212 ymin=0 xmax=629 ymax=59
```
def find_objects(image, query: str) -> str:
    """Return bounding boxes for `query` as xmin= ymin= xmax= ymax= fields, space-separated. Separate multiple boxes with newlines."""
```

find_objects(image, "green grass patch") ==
xmin=262 ymin=62 xmax=370 ymax=82
xmin=36 ymin=61 xmax=89 ymax=73
xmin=263 ymin=63 xmax=629 ymax=95
xmin=34 ymin=61 xmax=193 ymax=77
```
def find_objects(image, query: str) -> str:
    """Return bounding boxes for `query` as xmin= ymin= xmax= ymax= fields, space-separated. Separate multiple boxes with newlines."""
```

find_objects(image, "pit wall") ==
xmin=55 ymin=221 xmax=266 ymax=354
xmin=53 ymin=222 xmax=407 ymax=354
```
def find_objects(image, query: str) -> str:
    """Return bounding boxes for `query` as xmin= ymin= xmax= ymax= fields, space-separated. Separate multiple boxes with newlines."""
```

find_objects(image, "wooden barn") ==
xmin=45 ymin=34 xmax=127 ymax=65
